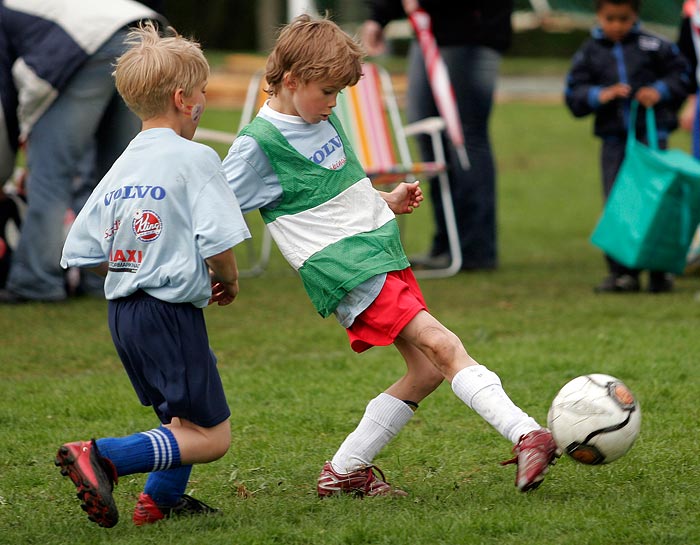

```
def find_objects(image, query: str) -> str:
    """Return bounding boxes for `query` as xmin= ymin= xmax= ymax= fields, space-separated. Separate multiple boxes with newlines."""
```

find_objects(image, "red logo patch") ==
xmin=132 ymin=209 xmax=162 ymax=242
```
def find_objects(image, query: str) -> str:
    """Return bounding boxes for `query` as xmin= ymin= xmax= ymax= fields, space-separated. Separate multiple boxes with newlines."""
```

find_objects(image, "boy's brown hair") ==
xmin=265 ymin=13 xmax=364 ymax=96
xmin=114 ymin=21 xmax=209 ymax=120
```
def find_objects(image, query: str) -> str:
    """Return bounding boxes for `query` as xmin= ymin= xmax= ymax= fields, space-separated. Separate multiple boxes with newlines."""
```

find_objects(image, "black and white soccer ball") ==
xmin=547 ymin=374 xmax=641 ymax=465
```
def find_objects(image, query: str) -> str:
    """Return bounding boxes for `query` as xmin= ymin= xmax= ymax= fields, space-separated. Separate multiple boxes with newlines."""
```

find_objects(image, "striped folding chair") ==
xmin=196 ymin=63 xmax=462 ymax=278
xmin=194 ymin=70 xmax=271 ymax=277
xmin=334 ymin=62 xmax=462 ymax=278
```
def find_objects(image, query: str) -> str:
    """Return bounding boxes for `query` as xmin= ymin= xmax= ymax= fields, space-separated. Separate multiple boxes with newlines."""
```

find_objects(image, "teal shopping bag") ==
xmin=590 ymin=101 xmax=700 ymax=274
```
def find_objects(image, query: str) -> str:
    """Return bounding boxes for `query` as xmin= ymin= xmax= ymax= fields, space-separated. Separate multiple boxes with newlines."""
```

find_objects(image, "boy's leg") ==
xmin=450 ymin=365 xmax=560 ymax=491
xmin=451 ymin=365 xmax=540 ymax=444
xmin=400 ymin=311 xmax=560 ymax=491
xmin=133 ymin=465 xmax=219 ymax=526
xmin=596 ymin=138 xmax=640 ymax=292
xmin=57 ymin=420 xmax=230 ymax=526
xmin=318 ymin=339 xmax=444 ymax=498
xmin=317 ymin=393 xmax=415 ymax=497
xmin=55 ymin=425 xmax=182 ymax=527
xmin=318 ymin=271 xmax=438 ymax=498
xmin=328 ymin=393 xmax=415 ymax=474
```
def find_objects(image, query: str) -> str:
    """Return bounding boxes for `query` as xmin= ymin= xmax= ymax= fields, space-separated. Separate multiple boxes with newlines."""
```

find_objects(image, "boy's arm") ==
xmin=564 ymin=45 xmax=605 ymax=117
xmin=647 ymin=42 xmax=694 ymax=105
xmin=87 ymin=263 xmax=109 ymax=277
xmin=222 ymin=135 xmax=283 ymax=213
xmin=206 ymin=249 xmax=239 ymax=306
xmin=378 ymin=180 xmax=423 ymax=215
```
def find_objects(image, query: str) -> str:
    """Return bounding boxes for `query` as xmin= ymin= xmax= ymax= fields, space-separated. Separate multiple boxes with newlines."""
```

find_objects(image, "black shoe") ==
xmin=594 ymin=274 xmax=640 ymax=293
xmin=167 ymin=494 xmax=219 ymax=517
xmin=648 ymin=273 xmax=674 ymax=294
xmin=133 ymin=492 xmax=219 ymax=526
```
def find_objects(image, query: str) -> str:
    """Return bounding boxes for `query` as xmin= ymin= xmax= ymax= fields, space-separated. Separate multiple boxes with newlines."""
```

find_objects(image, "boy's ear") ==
xmin=283 ymin=72 xmax=298 ymax=90
xmin=173 ymin=88 xmax=189 ymax=114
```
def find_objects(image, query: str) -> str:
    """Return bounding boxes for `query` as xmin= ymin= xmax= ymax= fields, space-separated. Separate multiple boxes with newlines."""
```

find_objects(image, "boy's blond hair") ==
xmin=265 ymin=13 xmax=364 ymax=96
xmin=114 ymin=21 xmax=209 ymax=120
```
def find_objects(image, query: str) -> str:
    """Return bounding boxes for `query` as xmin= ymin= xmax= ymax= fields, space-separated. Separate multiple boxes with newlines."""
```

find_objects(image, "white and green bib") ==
xmin=239 ymin=114 xmax=409 ymax=317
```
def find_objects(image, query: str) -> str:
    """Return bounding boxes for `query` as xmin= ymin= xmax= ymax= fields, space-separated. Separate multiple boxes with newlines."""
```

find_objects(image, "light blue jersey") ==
xmin=222 ymin=103 xmax=385 ymax=326
xmin=62 ymin=128 xmax=250 ymax=307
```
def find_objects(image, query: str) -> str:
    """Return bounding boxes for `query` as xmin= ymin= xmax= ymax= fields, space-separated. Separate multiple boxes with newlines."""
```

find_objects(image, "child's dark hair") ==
xmin=595 ymin=0 xmax=640 ymax=11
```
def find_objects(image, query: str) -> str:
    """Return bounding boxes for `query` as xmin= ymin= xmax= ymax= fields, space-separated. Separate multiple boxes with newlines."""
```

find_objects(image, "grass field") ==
xmin=1 ymin=100 xmax=699 ymax=545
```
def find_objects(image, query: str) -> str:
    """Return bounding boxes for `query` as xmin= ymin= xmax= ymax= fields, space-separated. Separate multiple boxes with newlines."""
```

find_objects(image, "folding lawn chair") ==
xmin=334 ymin=62 xmax=462 ymax=278
xmin=194 ymin=70 xmax=271 ymax=277
xmin=196 ymin=62 xmax=462 ymax=278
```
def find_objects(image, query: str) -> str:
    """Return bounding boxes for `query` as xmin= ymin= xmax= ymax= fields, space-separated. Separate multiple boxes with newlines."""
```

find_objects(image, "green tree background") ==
xmin=161 ymin=0 xmax=685 ymax=56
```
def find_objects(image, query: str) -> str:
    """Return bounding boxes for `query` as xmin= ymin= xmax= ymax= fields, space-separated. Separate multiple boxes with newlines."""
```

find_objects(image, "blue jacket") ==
xmin=0 ymin=0 xmax=164 ymax=184
xmin=564 ymin=23 xmax=691 ymax=139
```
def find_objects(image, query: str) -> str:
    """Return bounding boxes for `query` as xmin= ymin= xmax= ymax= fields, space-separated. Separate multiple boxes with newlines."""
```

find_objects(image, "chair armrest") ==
xmin=403 ymin=116 xmax=445 ymax=137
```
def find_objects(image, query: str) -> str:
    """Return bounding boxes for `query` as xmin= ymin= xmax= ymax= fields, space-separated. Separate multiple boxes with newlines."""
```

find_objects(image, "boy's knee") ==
xmin=421 ymin=326 xmax=461 ymax=365
xmin=208 ymin=422 xmax=231 ymax=460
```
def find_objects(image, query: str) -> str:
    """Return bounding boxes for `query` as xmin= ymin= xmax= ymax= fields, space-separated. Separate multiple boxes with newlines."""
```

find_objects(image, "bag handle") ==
xmin=628 ymin=100 xmax=659 ymax=151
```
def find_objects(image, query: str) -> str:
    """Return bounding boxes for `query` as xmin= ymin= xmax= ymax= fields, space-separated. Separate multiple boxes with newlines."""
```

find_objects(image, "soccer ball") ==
xmin=547 ymin=374 xmax=641 ymax=465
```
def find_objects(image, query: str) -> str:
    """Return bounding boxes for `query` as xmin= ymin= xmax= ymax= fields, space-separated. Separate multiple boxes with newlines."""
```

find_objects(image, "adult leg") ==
xmin=7 ymin=30 xmax=138 ymax=300
xmin=406 ymin=43 xmax=500 ymax=269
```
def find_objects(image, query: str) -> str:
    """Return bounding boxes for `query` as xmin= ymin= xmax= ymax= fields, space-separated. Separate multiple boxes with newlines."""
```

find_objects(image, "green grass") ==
xmin=1 ymin=101 xmax=699 ymax=545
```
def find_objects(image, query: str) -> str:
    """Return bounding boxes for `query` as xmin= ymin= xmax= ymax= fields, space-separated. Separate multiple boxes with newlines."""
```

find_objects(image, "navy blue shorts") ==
xmin=108 ymin=291 xmax=230 ymax=427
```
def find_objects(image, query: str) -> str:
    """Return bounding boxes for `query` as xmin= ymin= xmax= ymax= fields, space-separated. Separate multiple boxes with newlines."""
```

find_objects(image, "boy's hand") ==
xmin=598 ymin=83 xmax=631 ymax=104
xmin=205 ymin=249 xmax=240 ymax=306
xmin=634 ymin=86 xmax=661 ymax=108
xmin=209 ymin=279 xmax=239 ymax=306
xmin=381 ymin=181 xmax=423 ymax=215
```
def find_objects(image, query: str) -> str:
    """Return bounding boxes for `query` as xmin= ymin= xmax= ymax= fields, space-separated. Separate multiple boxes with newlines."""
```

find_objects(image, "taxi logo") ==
xmin=132 ymin=209 xmax=162 ymax=242
xmin=108 ymin=248 xmax=143 ymax=273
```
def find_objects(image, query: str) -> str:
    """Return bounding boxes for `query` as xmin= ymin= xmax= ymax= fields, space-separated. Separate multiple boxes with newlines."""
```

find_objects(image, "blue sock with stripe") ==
xmin=144 ymin=464 xmax=193 ymax=507
xmin=96 ymin=426 xmax=181 ymax=476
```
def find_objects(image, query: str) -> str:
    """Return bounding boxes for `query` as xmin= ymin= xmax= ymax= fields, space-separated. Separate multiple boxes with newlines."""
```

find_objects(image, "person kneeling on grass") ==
xmin=55 ymin=22 xmax=251 ymax=528
xmin=222 ymin=13 xmax=561 ymax=498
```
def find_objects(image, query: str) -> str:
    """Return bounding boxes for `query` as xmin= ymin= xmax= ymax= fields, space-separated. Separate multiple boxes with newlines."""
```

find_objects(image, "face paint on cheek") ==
xmin=190 ymin=104 xmax=203 ymax=123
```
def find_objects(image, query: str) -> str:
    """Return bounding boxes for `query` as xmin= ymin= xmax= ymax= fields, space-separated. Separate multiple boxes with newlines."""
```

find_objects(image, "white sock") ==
xmin=330 ymin=392 xmax=414 ymax=474
xmin=451 ymin=365 xmax=540 ymax=444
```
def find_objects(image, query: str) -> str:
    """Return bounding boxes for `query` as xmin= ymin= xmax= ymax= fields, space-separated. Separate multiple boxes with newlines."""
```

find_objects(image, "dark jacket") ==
xmin=565 ymin=24 xmax=691 ymax=139
xmin=0 ymin=0 xmax=164 ymax=184
xmin=365 ymin=0 xmax=513 ymax=51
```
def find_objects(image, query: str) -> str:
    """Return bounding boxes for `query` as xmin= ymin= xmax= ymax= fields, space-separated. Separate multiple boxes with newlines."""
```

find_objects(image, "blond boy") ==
xmin=55 ymin=22 xmax=250 ymax=527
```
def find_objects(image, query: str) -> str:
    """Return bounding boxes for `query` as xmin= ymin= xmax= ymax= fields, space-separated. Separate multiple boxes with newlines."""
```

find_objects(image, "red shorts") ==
xmin=346 ymin=268 xmax=427 ymax=353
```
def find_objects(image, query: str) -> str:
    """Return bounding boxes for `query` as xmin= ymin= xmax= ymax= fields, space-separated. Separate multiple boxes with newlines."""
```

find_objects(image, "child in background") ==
xmin=223 ymin=13 xmax=559 ymax=498
xmin=565 ymin=0 xmax=690 ymax=293
xmin=56 ymin=22 xmax=250 ymax=527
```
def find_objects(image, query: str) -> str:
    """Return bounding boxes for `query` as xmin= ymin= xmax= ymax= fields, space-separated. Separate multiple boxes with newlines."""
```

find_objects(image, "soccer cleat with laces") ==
xmin=317 ymin=461 xmax=408 ymax=498
xmin=501 ymin=428 xmax=561 ymax=492
xmin=55 ymin=439 xmax=119 ymax=527
xmin=133 ymin=492 xmax=219 ymax=526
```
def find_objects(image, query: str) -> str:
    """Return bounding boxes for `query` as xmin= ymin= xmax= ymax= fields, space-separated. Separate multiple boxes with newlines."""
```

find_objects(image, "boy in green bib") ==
xmin=223 ymin=13 xmax=559 ymax=496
